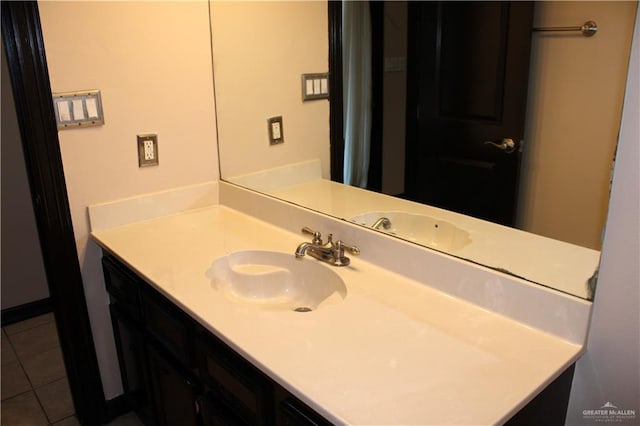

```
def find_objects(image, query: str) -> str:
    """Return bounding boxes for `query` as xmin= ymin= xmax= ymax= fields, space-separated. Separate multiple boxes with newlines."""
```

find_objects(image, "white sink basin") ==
xmin=206 ymin=250 xmax=347 ymax=312
xmin=350 ymin=211 xmax=471 ymax=251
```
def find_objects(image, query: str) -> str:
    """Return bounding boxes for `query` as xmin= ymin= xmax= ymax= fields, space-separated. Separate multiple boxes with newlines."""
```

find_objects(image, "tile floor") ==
xmin=1 ymin=313 xmax=142 ymax=426
xmin=1 ymin=313 xmax=74 ymax=425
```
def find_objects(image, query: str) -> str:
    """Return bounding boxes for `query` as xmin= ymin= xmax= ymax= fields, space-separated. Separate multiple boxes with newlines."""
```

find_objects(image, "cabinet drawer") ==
xmin=140 ymin=288 xmax=194 ymax=367
xmin=196 ymin=333 xmax=273 ymax=425
xmin=102 ymin=256 xmax=141 ymax=320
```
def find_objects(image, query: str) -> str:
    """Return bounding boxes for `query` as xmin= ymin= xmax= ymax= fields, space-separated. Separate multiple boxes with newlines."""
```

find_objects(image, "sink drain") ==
xmin=293 ymin=306 xmax=313 ymax=313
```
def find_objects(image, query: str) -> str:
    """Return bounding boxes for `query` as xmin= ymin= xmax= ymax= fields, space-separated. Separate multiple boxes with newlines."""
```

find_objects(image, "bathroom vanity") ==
xmin=90 ymin=183 xmax=591 ymax=425
xmin=103 ymin=252 xmax=328 ymax=425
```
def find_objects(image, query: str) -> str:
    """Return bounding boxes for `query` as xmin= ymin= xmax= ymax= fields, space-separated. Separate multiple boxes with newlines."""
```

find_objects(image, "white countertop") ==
xmin=91 ymin=204 xmax=584 ymax=425
xmin=230 ymin=160 xmax=600 ymax=300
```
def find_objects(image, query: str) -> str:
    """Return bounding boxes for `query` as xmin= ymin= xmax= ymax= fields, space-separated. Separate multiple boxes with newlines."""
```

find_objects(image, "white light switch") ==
xmin=57 ymin=100 xmax=71 ymax=122
xmin=320 ymin=78 xmax=328 ymax=94
xmin=272 ymin=122 xmax=281 ymax=139
xmin=72 ymin=99 xmax=85 ymax=120
xmin=86 ymin=97 xmax=99 ymax=118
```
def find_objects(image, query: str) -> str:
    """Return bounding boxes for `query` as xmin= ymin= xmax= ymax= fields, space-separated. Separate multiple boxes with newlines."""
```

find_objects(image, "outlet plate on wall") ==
xmin=137 ymin=134 xmax=158 ymax=167
xmin=267 ymin=116 xmax=284 ymax=145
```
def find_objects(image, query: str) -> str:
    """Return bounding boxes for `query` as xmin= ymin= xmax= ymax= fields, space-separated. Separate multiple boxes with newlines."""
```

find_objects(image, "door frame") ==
xmin=2 ymin=2 xmax=106 ymax=424
xmin=328 ymin=1 xmax=344 ymax=183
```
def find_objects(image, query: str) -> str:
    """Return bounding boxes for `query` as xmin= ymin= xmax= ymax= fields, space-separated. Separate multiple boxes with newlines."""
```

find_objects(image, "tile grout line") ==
xmin=3 ymin=324 xmax=53 ymax=422
xmin=4 ymin=327 xmax=34 ymax=389
xmin=2 ymin=315 xmax=75 ymax=424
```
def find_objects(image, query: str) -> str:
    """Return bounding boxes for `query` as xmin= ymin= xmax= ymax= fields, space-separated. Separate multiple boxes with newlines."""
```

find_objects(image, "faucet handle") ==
xmin=301 ymin=227 xmax=323 ymax=245
xmin=330 ymin=240 xmax=360 ymax=267
xmin=336 ymin=240 xmax=360 ymax=256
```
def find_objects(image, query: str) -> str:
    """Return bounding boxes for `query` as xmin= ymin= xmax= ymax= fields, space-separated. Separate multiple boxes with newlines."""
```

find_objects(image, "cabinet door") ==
xmin=141 ymin=287 xmax=194 ymax=368
xmin=147 ymin=344 xmax=199 ymax=426
xmin=109 ymin=305 xmax=155 ymax=425
xmin=196 ymin=332 xmax=274 ymax=425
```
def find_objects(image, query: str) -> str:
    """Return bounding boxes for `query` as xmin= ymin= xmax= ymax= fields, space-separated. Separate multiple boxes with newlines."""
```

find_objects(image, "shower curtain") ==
xmin=342 ymin=1 xmax=372 ymax=188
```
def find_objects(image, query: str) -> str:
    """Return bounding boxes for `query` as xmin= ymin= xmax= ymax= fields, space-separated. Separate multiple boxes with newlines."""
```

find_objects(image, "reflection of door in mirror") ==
xmin=330 ymin=1 xmax=636 ymax=249
xmin=404 ymin=2 xmax=533 ymax=227
xmin=335 ymin=2 xmax=535 ymax=226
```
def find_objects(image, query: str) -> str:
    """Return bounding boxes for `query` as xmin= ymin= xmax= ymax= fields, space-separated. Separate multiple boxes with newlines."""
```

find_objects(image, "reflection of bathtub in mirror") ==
xmin=350 ymin=211 xmax=471 ymax=251
xmin=226 ymin=159 xmax=601 ymax=300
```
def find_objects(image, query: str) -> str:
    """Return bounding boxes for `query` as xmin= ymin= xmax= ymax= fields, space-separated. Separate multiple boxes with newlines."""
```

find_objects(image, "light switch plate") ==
xmin=137 ymin=134 xmax=158 ymax=167
xmin=301 ymin=73 xmax=329 ymax=101
xmin=53 ymin=89 xmax=104 ymax=129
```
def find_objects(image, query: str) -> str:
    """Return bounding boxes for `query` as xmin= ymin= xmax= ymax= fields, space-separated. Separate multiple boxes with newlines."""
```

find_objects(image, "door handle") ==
xmin=484 ymin=138 xmax=516 ymax=153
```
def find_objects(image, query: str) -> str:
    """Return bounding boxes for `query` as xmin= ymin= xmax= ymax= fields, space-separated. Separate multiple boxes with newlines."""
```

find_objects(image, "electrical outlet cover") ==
xmin=137 ymin=134 xmax=158 ymax=167
xmin=267 ymin=116 xmax=284 ymax=145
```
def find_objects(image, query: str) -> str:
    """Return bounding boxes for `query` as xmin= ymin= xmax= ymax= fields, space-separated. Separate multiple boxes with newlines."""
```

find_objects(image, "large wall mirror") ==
xmin=210 ymin=1 xmax=637 ymax=301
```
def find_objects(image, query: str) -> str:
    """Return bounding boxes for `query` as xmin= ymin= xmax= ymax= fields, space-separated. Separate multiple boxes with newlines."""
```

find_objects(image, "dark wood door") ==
xmin=405 ymin=1 xmax=534 ymax=226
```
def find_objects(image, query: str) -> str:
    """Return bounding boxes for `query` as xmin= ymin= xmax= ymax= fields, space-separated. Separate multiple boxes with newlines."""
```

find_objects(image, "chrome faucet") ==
xmin=295 ymin=227 xmax=360 ymax=267
xmin=372 ymin=217 xmax=392 ymax=230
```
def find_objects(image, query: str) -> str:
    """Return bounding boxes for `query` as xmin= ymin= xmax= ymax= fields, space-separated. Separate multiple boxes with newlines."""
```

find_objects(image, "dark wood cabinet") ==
xmin=104 ymin=255 xmax=200 ymax=426
xmin=109 ymin=304 xmax=155 ymax=425
xmin=141 ymin=288 xmax=195 ymax=369
xmin=196 ymin=330 xmax=275 ymax=425
xmin=103 ymin=256 xmax=143 ymax=321
xmin=102 ymin=253 xmax=325 ymax=426
xmin=103 ymin=253 xmax=574 ymax=426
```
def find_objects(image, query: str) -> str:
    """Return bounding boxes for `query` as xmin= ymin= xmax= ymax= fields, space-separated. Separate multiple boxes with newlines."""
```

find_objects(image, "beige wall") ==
xmin=517 ymin=1 xmax=637 ymax=249
xmin=39 ymin=1 xmax=218 ymax=398
xmin=211 ymin=1 xmax=330 ymax=180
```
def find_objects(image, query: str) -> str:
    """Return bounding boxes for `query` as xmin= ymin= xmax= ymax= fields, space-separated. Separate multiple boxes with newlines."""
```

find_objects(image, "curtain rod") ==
xmin=532 ymin=20 xmax=598 ymax=37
